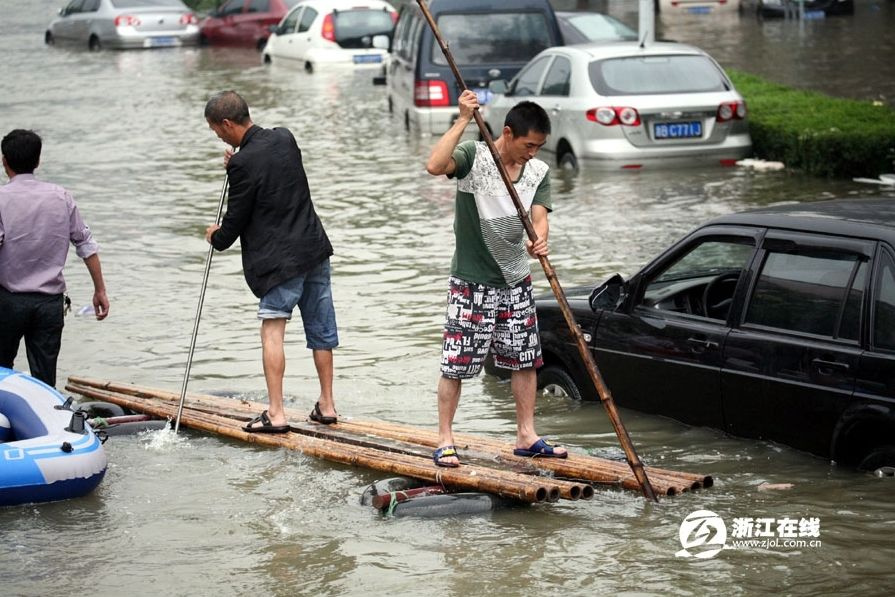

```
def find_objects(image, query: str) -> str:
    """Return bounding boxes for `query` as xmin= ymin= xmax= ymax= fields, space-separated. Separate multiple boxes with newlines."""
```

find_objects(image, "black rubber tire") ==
xmin=88 ymin=35 xmax=101 ymax=51
xmin=858 ymin=445 xmax=895 ymax=473
xmin=45 ymin=31 xmax=54 ymax=45
xmin=558 ymin=150 xmax=578 ymax=172
xmin=537 ymin=365 xmax=582 ymax=400
xmin=256 ymin=38 xmax=267 ymax=52
xmin=304 ymin=61 xmax=313 ymax=73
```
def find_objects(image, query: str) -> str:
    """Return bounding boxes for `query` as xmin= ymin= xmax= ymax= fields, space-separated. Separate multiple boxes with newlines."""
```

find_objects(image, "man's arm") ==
xmin=426 ymin=89 xmax=479 ymax=176
xmin=526 ymin=205 xmax=549 ymax=258
xmin=206 ymin=160 xmax=253 ymax=250
xmin=83 ymin=253 xmax=109 ymax=320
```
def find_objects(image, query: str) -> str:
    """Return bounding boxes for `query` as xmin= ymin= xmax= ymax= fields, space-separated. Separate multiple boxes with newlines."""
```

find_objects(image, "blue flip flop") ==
xmin=433 ymin=445 xmax=460 ymax=468
xmin=513 ymin=438 xmax=568 ymax=459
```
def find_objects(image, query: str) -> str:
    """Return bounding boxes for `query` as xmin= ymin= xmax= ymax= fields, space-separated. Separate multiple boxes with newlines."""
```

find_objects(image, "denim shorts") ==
xmin=258 ymin=259 xmax=339 ymax=350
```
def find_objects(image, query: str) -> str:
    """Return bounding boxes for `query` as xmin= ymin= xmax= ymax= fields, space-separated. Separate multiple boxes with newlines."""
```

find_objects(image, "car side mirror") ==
xmin=59 ymin=7 xmax=67 ymax=16
xmin=268 ymin=24 xmax=279 ymax=34
xmin=372 ymin=34 xmax=389 ymax=50
xmin=488 ymin=80 xmax=508 ymax=95
xmin=589 ymin=274 xmax=626 ymax=312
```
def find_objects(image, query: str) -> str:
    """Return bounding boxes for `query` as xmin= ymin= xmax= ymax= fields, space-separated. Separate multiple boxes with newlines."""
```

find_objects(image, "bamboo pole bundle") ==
xmin=66 ymin=382 xmax=561 ymax=504
xmin=66 ymin=377 xmax=712 ymax=497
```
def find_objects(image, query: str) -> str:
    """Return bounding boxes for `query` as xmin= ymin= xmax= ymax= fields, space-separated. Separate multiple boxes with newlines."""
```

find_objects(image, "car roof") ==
xmin=420 ymin=0 xmax=554 ymax=11
xmin=547 ymin=41 xmax=707 ymax=59
xmin=708 ymin=198 xmax=895 ymax=244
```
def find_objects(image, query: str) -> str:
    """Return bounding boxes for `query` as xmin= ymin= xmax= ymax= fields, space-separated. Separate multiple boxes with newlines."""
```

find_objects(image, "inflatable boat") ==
xmin=0 ymin=367 xmax=107 ymax=506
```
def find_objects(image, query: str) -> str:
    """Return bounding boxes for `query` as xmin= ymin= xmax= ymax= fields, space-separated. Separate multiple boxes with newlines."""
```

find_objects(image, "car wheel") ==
xmin=558 ymin=150 xmax=578 ymax=172
xmin=45 ymin=31 xmax=54 ymax=45
xmin=88 ymin=35 xmax=101 ymax=51
xmin=387 ymin=96 xmax=393 ymax=114
xmin=263 ymin=53 xmax=271 ymax=65
xmin=537 ymin=366 xmax=582 ymax=401
xmin=858 ymin=445 xmax=895 ymax=474
xmin=304 ymin=61 xmax=313 ymax=73
xmin=403 ymin=110 xmax=410 ymax=132
xmin=198 ymin=34 xmax=209 ymax=47
xmin=256 ymin=38 xmax=267 ymax=52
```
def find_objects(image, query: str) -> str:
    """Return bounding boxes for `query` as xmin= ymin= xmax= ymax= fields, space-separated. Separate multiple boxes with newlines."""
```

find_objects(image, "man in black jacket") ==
xmin=204 ymin=90 xmax=339 ymax=432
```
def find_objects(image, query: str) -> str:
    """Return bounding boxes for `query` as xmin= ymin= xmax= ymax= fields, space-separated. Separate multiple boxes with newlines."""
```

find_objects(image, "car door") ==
xmin=720 ymin=231 xmax=873 ymax=457
xmin=288 ymin=5 xmax=319 ymax=61
xmin=533 ymin=54 xmax=573 ymax=156
xmin=593 ymin=227 xmax=759 ymax=427
xmin=214 ymin=0 xmax=247 ymax=44
xmin=55 ymin=0 xmax=85 ymax=41
xmin=268 ymin=6 xmax=301 ymax=59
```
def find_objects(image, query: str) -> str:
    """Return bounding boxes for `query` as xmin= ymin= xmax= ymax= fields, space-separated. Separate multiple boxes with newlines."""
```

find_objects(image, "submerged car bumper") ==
xmin=576 ymin=132 xmax=753 ymax=169
xmin=103 ymin=26 xmax=199 ymax=49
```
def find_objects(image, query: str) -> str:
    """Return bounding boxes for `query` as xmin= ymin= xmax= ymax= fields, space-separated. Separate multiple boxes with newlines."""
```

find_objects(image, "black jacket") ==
xmin=211 ymin=125 xmax=333 ymax=298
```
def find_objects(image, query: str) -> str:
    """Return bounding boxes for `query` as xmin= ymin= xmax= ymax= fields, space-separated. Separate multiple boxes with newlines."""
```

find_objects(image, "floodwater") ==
xmin=2 ymin=1 xmax=894 ymax=595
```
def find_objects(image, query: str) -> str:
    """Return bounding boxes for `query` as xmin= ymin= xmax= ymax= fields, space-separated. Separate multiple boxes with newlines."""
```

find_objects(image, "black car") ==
xmin=528 ymin=198 xmax=895 ymax=471
xmin=742 ymin=0 xmax=855 ymax=18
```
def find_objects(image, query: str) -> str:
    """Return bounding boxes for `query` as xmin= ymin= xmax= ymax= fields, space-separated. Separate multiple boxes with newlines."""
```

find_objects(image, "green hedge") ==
xmin=728 ymin=70 xmax=895 ymax=178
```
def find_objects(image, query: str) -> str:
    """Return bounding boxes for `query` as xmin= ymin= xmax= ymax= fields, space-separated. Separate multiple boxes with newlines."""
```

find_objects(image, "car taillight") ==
xmin=414 ymin=80 xmax=450 ymax=107
xmin=180 ymin=13 xmax=198 ymax=25
xmin=586 ymin=106 xmax=641 ymax=126
xmin=389 ymin=11 xmax=398 ymax=24
xmin=717 ymin=101 xmax=746 ymax=122
xmin=322 ymin=14 xmax=335 ymax=42
xmin=114 ymin=15 xmax=141 ymax=27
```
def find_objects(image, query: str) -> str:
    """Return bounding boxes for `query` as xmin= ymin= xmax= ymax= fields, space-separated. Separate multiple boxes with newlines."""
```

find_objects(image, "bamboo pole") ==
xmin=415 ymin=0 xmax=656 ymax=501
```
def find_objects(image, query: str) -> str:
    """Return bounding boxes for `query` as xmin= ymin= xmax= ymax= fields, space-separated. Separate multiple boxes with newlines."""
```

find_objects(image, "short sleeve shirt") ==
xmin=449 ymin=140 xmax=551 ymax=288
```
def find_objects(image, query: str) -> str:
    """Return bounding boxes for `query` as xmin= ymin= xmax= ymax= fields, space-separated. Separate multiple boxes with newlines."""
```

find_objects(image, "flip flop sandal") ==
xmin=242 ymin=410 xmax=290 ymax=434
xmin=433 ymin=445 xmax=460 ymax=468
xmin=309 ymin=402 xmax=337 ymax=425
xmin=513 ymin=438 xmax=568 ymax=458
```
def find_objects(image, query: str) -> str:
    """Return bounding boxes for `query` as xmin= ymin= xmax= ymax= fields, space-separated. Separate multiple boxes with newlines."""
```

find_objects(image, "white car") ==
xmin=483 ymin=42 xmax=752 ymax=171
xmin=263 ymin=0 xmax=396 ymax=72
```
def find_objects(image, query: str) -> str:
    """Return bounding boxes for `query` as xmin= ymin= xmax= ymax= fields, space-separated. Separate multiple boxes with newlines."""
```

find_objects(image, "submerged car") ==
xmin=516 ymin=198 xmax=895 ymax=471
xmin=556 ymin=11 xmax=638 ymax=44
xmin=199 ymin=0 xmax=299 ymax=49
xmin=263 ymin=0 xmax=397 ymax=71
xmin=741 ymin=0 xmax=855 ymax=18
xmin=45 ymin=0 xmax=199 ymax=50
xmin=483 ymin=42 xmax=751 ymax=171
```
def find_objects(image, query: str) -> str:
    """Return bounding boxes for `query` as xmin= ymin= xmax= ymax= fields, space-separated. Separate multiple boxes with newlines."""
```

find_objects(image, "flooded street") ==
xmin=2 ymin=1 xmax=895 ymax=595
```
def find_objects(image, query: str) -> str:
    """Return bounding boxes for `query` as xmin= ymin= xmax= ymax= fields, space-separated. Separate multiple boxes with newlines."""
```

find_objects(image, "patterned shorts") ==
xmin=440 ymin=276 xmax=543 ymax=379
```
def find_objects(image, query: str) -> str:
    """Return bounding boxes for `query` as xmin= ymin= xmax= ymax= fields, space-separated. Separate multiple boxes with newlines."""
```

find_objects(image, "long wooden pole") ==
xmin=415 ymin=0 xmax=657 ymax=501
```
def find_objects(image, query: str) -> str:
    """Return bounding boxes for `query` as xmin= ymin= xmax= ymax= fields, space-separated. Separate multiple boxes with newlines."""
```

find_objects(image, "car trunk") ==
xmin=333 ymin=9 xmax=394 ymax=49
xmin=612 ymin=92 xmax=741 ymax=148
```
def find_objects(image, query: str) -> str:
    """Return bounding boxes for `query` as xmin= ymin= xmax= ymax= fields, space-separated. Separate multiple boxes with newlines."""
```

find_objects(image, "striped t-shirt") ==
xmin=449 ymin=140 xmax=552 ymax=288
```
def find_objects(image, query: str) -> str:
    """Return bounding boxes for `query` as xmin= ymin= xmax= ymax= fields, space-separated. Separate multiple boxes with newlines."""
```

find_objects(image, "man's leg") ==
xmin=511 ymin=368 xmax=567 ymax=456
xmin=0 ymin=288 xmax=27 ymax=371
xmin=436 ymin=375 xmax=462 ymax=465
xmin=312 ymin=348 xmax=336 ymax=418
xmin=23 ymin=294 xmax=64 ymax=387
xmin=260 ymin=318 xmax=288 ymax=427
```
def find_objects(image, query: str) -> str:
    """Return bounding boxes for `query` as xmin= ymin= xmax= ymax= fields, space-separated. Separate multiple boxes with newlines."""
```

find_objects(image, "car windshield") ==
xmin=334 ymin=9 xmax=394 ymax=41
xmin=562 ymin=14 xmax=637 ymax=42
xmin=111 ymin=0 xmax=184 ymax=7
xmin=433 ymin=12 xmax=552 ymax=66
xmin=589 ymin=54 xmax=730 ymax=96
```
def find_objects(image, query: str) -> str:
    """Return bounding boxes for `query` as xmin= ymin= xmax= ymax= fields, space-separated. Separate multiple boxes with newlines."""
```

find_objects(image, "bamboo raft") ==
xmin=66 ymin=376 xmax=713 ymax=504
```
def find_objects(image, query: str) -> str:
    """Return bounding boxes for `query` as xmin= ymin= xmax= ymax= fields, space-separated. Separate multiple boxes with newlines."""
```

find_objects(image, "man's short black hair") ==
xmin=504 ymin=101 xmax=551 ymax=138
xmin=204 ymin=90 xmax=251 ymax=125
xmin=1 ymin=129 xmax=42 ymax=174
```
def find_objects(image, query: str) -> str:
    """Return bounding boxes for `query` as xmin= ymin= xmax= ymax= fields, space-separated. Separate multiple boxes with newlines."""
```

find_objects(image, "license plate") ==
xmin=654 ymin=121 xmax=702 ymax=139
xmin=686 ymin=6 xmax=712 ymax=14
xmin=147 ymin=36 xmax=176 ymax=47
xmin=352 ymin=54 xmax=382 ymax=64
xmin=473 ymin=87 xmax=492 ymax=105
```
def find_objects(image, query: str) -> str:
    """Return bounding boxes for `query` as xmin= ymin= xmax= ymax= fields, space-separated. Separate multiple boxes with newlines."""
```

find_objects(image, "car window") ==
xmin=334 ymin=9 xmax=395 ymax=42
xmin=280 ymin=7 xmax=301 ymax=33
xmin=745 ymin=250 xmax=868 ymax=339
xmin=512 ymin=56 xmax=551 ymax=96
xmin=433 ymin=13 xmax=552 ymax=66
xmin=216 ymin=0 xmax=245 ymax=17
xmin=561 ymin=14 xmax=637 ymax=42
xmin=408 ymin=14 xmax=424 ymax=62
xmin=641 ymin=238 xmax=754 ymax=319
xmin=541 ymin=56 xmax=571 ymax=97
xmin=64 ymin=0 xmax=86 ymax=14
xmin=247 ymin=0 xmax=269 ymax=13
xmin=112 ymin=0 xmax=187 ymax=7
xmin=874 ymin=250 xmax=895 ymax=350
xmin=298 ymin=7 xmax=316 ymax=32
xmin=284 ymin=0 xmax=301 ymax=7
xmin=82 ymin=0 xmax=100 ymax=11
xmin=589 ymin=54 xmax=730 ymax=96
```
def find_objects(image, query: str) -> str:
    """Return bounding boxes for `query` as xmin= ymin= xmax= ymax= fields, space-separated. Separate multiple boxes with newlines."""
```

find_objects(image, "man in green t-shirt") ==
xmin=425 ymin=89 xmax=568 ymax=467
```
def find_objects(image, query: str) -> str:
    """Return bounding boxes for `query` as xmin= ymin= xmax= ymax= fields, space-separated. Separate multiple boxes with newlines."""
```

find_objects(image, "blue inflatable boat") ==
xmin=0 ymin=367 xmax=107 ymax=506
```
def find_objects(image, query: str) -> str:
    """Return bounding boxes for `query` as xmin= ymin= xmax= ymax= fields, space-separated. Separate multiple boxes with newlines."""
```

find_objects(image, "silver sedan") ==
xmin=46 ymin=0 xmax=199 ymax=51
xmin=483 ymin=42 xmax=752 ymax=171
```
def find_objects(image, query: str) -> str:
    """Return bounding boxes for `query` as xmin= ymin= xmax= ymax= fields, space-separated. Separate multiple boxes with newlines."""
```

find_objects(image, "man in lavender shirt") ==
xmin=0 ymin=129 xmax=110 ymax=387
